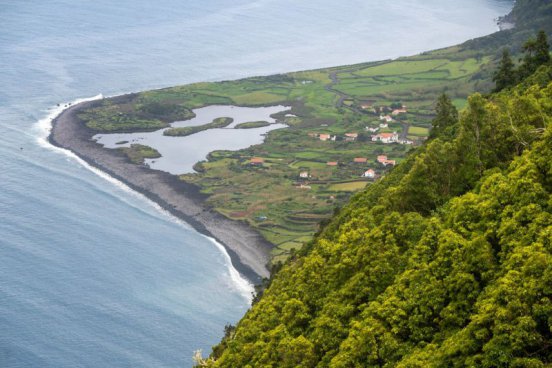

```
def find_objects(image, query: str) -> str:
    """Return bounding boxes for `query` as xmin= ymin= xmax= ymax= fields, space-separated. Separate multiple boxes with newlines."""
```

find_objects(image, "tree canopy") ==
xmin=429 ymin=93 xmax=458 ymax=140
xmin=493 ymin=48 xmax=516 ymax=92
xmin=198 ymin=62 xmax=552 ymax=368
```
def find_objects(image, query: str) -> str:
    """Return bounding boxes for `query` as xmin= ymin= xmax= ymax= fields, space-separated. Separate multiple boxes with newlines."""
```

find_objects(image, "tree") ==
xmin=534 ymin=30 xmax=551 ymax=66
xmin=519 ymin=30 xmax=551 ymax=78
xmin=493 ymin=48 xmax=516 ymax=92
xmin=430 ymin=93 xmax=458 ymax=140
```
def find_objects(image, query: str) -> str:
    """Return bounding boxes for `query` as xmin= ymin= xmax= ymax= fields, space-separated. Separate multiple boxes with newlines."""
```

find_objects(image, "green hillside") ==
xmin=195 ymin=1 xmax=552 ymax=363
xmin=197 ymin=56 xmax=552 ymax=368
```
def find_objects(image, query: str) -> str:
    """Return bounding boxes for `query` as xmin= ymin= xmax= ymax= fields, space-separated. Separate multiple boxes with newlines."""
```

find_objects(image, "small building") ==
xmin=392 ymin=108 xmax=407 ymax=116
xmin=327 ymin=161 xmax=338 ymax=166
xmin=380 ymin=115 xmax=394 ymax=123
xmin=366 ymin=127 xmax=379 ymax=133
xmin=299 ymin=171 xmax=310 ymax=178
xmin=379 ymin=122 xmax=389 ymax=129
xmin=377 ymin=155 xmax=396 ymax=166
xmin=250 ymin=157 xmax=264 ymax=165
xmin=372 ymin=132 xmax=399 ymax=144
xmin=398 ymin=138 xmax=414 ymax=145
xmin=319 ymin=134 xmax=331 ymax=141
xmin=353 ymin=157 xmax=367 ymax=163
xmin=307 ymin=132 xmax=318 ymax=138
xmin=363 ymin=169 xmax=376 ymax=178
xmin=298 ymin=184 xmax=312 ymax=190
xmin=344 ymin=133 xmax=358 ymax=141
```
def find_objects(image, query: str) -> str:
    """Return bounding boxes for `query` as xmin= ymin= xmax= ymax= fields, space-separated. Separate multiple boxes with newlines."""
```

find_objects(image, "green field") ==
xmin=408 ymin=126 xmax=430 ymax=136
xmin=119 ymin=144 xmax=161 ymax=164
xmin=329 ymin=181 xmax=369 ymax=192
xmin=234 ymin=121 xmax=271 ymax=129
xmin=164 ymin=117 xmax=233 ymax=136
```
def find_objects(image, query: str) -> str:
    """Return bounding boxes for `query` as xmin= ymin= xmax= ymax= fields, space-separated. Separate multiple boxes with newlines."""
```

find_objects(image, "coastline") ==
xmin=48 ymin=96 xmax=272 ymax=284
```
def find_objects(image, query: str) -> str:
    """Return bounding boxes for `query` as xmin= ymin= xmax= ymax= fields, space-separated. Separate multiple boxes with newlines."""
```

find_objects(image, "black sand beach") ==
xmin=49 ymin=96 xmax=273 ymax=284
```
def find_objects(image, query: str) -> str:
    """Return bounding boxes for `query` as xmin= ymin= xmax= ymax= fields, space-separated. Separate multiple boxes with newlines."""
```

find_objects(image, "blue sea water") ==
xmin=0 ymin=1 xmax=513 ymax=367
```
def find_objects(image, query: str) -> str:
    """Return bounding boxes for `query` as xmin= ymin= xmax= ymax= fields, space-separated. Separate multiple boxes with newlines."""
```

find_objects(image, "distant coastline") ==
xmin=49 ymin=95 xmax=272 ymax=284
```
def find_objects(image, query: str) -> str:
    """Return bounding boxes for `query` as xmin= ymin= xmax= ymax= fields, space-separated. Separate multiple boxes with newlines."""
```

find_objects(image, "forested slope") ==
xmin=193 ymin=1 xmax=552 ymax=366
xmin=197 ymin=60 xmax=552 ymax=367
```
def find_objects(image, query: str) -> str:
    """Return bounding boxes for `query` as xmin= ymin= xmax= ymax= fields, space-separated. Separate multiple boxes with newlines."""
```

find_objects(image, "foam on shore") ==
xmin=34 ymin=95 xmax=254 ymax=303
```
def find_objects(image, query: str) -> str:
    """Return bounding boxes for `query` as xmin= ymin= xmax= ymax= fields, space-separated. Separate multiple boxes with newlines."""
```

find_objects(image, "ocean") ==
xmin=0 ymin=1 xmax=513 ymax=367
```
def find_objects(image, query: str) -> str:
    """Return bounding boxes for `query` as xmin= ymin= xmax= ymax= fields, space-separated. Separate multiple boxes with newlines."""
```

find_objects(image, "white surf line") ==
xmin=33 ymin=95 xmax=254 ymax=303
xmin=205 ymin=236 xmax=255 ymax=301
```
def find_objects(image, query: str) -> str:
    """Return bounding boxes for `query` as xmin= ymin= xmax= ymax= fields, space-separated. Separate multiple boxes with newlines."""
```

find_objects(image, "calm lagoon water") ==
xmin=0 ymin=0 xmax=513 ymax=367
xmin=94 ymin=105 xmax=289 ymax=174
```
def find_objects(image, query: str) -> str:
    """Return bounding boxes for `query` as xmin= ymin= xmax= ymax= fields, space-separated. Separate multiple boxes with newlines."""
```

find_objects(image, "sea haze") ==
xmin=0 ymin=0 xmax=513 ymax=367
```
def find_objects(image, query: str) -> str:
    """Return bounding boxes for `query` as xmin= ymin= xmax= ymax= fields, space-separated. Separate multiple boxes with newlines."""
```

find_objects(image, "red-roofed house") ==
xmin=376 ymin=155 xmax=395 ymax=166
xmin=392 ymin=107 xmax=407 ymax=115
xmin=327 ymin=161 xmax=338 ymax=166
xmin=372 ymin=132 xmax=399 ymax=144
xmin=380 ymin=115 xmax=394 ymax=123
xmin=353 ymin=157 xmax=367 ymax=163
xmin=344 ymin=133 xmax=358 ymax=141
xmin=250 ymin=157 xmax=264 ymax=165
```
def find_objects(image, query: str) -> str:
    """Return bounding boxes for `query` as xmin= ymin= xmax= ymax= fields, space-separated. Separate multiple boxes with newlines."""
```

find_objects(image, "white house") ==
xmin=371 ymin=132 xmax=399 ymax=144
xmin=363 ymin=169 xmax=376 ymax=178
xmin=380 ymin=115 xmax=394 ymax=123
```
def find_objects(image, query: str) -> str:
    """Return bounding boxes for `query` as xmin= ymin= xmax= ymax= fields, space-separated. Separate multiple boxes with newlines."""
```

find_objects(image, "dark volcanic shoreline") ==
xmin=49 ymin=96 xmax=272 ymax=284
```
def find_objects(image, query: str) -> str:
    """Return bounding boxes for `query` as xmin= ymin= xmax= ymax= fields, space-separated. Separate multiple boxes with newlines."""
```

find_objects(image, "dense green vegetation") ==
xmin=119 ymin=144 xmax=161 ymax=164
xmin=235 ymin=121 xmax=272 ymax=129
xmin=197 ymin=61 xmax=552 ymax=367
xmin=164 ymin=117 xmax=233 ymax=136
xmin=494 ymin=31 xmax=551 ymax=91
xmin=78 ymin=98 xmax=194 ymax=132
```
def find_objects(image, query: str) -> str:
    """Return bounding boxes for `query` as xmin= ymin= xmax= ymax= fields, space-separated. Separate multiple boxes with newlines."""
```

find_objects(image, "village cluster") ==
xmin=309 ymin=103 xmax=414 ymax=145
xmin=248 ymin=153 xmax=396 ymax=190
xmin=247 ymin=103 xmax=418 ymax=191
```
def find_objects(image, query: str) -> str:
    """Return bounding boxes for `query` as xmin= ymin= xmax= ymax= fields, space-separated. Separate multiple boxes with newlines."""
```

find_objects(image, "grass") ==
xmin=119 ymin=144 xmax=161 ymax=164
xmin=408 ymin=126 xmax=430 ymax=136
xmin=353 ymin=59 xmax=449 ymax=77
xmin=329 ymin=181 xmax=369 ymax=191
xmin=233 ymin=92 xmax=286 ymax=105
xmin=164 ymin=117 xmax=233 ymax=136
xmin=235 ymin=121 xmax=271 ymax=129
xmin=78 ymin=99 xmax=194 ymax=132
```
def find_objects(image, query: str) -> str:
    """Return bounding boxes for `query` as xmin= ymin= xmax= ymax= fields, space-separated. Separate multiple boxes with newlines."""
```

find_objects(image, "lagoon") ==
xmin=94 ymin=105 xmax=289 ymax=174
